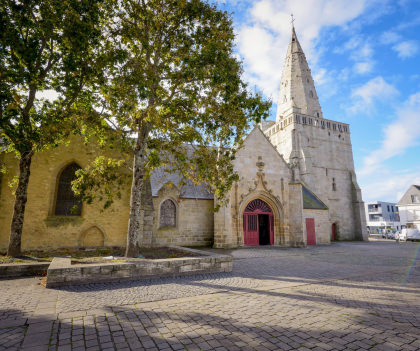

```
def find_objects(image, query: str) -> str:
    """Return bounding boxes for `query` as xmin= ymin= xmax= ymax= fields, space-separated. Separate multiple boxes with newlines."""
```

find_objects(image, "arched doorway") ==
xmin=243 ymin=199 xmax=274 ymax=245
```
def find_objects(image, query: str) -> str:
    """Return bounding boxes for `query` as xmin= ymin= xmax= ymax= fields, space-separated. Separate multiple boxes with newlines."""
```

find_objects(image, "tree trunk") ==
xmin=125 ymin=138 xmax=147 ymax=257
xmin=7 ymin=152 xmax=33 ymax=257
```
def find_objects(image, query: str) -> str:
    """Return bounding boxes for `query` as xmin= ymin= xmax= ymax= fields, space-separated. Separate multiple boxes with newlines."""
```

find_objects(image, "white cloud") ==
xmin=335 ymin=37 xmax=375 ymax=74
xmin=348 ymin=76 xmax=399 ymax=114
xmin=359 ymin=91 xmax=420 ymax=175
xmin=380 ymin=31 xmax=401 ymax=45
xmin=354 ymin=61 xmax=374 ymax=74
xmin=361 ymin=169 xmax=420 ymax=202
xmin=236 ymin=0 xmax=368 ymax=98
xmin=392 ymin=40 xmax=419 ymax=58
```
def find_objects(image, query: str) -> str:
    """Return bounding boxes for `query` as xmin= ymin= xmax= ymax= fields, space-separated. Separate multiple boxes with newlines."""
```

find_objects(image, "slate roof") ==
xmin=150 ymin=167 xmax=214 ymax=199
xmin=302 ymin=184 xmax=328 ymax=210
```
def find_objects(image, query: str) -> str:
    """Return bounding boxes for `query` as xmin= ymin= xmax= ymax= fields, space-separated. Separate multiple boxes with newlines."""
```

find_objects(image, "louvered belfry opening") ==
xmin=243 ymin=199 xmax=274 ymax=246
xmin=55 ymin=163 xmax=82 ymax=216
xmin=160 ymin=199 xmax=176 ymax=227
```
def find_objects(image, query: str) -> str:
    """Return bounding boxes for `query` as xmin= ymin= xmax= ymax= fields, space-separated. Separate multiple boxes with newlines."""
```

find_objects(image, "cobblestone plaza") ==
xmin=1 ymin=241 xmax=419 ymax=351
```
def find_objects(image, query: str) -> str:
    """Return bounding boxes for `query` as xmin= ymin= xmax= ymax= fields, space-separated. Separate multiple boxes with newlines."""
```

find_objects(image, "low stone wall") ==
xmin=45 ymin=246 xmax=232 ymax=288
xmin=0 ymin=262 xmax=49 ymax=277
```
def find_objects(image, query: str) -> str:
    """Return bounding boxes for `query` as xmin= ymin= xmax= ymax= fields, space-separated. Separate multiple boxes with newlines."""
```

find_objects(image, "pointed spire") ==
xmin=275 ymin=25 xmax=323 ymax=121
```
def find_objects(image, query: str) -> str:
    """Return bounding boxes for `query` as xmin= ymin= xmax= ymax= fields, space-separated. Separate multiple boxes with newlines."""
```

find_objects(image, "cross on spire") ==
xmin=291 ymin=14 xmax=295 ymax=27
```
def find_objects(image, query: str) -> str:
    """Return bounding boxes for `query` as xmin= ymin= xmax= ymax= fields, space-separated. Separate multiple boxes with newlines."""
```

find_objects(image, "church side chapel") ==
xmin=0 ymin=26 xmax=368 ymax=251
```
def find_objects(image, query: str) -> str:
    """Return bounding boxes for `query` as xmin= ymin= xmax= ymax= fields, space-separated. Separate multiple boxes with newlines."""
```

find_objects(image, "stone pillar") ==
xmin=288 ymin=182 xmax=305 ymax=247
xmin=213 ymin=198 xmax=236 ymax=248
xmin=351 ymin=172 xmax=368 ymax=241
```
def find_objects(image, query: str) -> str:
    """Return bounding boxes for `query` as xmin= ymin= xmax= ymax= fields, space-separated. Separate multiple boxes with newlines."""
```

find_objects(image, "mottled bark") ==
xmin=7 ymin=152 xmax=33 ymax=257
xmin=125 ymin=127 xmax=149 ymax=257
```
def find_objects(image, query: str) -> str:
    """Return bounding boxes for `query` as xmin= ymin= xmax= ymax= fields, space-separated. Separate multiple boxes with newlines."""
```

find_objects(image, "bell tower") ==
xmin=261 ymin=25 xmax=368 ymax=242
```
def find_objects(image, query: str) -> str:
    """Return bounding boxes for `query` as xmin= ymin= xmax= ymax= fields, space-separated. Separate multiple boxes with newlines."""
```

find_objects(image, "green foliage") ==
xmin=0 ymin=0 xmax=110 ymax=157
xmin=94 ymin=0 xmax=271 ymax=203
xmin=72 ymin=156 xmax=130 ymax=210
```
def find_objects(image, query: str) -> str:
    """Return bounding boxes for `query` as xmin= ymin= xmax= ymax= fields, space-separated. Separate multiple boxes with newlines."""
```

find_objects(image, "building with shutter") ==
xmin=397 ymin=185 xmax=420 ymax=231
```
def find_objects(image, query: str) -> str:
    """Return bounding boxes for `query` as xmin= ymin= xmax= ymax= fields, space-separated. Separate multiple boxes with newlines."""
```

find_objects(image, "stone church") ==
xmin=0 ymin=27 xmax=368 ymax=251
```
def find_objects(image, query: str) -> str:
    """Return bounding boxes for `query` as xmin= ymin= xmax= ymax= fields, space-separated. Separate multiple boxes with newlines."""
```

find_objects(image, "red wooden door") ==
xmin=306 ymin=218 xmax=316 ymax=245
xmin=243 ymin=199 xmax=273 ymax=246
xmin=244 ymin=214 xmax=259 ymax=245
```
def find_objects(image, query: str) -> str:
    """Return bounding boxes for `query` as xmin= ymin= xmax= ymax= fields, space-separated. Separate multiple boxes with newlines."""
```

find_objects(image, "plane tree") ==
xmin=74 ymin=0 xmax=271 ymax=257
xmin=0 ymin=0 xmax=111 ymax=256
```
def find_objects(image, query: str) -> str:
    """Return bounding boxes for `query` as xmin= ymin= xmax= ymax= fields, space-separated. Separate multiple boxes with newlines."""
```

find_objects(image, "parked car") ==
xmin=406 ymin=228 xmax=420 ymax=241
xmin=387 ymin=232 xmax=396 ymax=240
xmin=395 ymin=231 xmax=406 ymax=241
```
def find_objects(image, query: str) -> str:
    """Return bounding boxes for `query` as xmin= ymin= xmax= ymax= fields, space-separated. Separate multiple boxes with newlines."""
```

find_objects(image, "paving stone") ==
xmin=0 ymin=243 xmax=419 ymax=351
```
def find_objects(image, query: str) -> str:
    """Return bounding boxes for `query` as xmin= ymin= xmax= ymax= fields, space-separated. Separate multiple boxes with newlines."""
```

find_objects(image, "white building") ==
xmin=397 ymin=185 xmax=420 ymax=231
xmin=365 ymin=201 xmax=403 ymax=234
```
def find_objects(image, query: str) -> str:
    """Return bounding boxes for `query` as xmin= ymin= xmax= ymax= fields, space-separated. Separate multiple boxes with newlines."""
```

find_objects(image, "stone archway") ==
xmin=79 ymin=226 xmax=105 ymax=247
xmin=243 ymin=199 xmax=274 ymax=246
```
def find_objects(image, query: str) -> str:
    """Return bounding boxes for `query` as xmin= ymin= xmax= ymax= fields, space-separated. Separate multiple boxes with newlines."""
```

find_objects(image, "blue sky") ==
xmin=214 ymin=0 xmax=420 ymax=203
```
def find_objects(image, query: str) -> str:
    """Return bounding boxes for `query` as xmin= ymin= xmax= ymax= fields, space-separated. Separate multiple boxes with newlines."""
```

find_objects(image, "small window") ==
xmin=55 ymin=163 xmax=82 ymax=216
xmin=160 ymin=199 xmax=176 ymax=227
xmin=310 ymin=90 xmax=314 ymax=98
xmin=283 ymin=95 xmax=287 ymax=103
xmin=302 ymin=117 xmax=307 ymax=124
xmin=412 ymin=195 xmax=420 ymax=203
xmin=332 ymin=178 xmax=336 ymax=191
xmin=387 ymin=205 xmax=390 ymax=212
xmin=326 ymin=122 xmax=331 ymax=129
xmin=326 ymin=168 xmax=328 ymax=176
xmin=333 ymin=124 xmax=337 ymax=131
xmin=316 ymin=112 xmax=320 ymax=118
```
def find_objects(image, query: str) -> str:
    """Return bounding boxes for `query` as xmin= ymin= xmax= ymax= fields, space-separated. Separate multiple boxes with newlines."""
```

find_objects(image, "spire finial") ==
xmin=291 ymin=14 xmax=295 ymax=28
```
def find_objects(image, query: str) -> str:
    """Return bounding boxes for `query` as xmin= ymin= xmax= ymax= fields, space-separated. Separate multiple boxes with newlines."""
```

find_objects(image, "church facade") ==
xmin=0 ymin=28 xmax=368 ymax=251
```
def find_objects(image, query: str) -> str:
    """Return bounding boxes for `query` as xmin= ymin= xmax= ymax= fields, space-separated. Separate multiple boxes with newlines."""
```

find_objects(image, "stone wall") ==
xmin=0 ymin=136 xmax=131 ymax=251
xmin=267 ymin=114 xmax=367 ymax=241
xmin=214 ymin=127 xmax=294 ymax=248
xmin=0 ymin=136 xmax=217 ymax=251
xmin=151 ymin=183 xmax=214 ymax=247
xmin=45 ymin=247 xmax=232 ymax=288
xmin=303 ymin=209 xmax=331 ymax=244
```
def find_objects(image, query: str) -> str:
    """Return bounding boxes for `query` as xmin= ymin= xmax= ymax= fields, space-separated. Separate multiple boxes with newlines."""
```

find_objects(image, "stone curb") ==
xmin=0 ymin=262 xmax=49 ymax=278
xmin=45 ymin=247 xmax=233 ymax=288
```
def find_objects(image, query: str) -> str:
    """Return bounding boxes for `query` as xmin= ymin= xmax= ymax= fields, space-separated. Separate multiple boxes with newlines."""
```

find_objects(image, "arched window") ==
xmin=55 ymin=163 xmax=82 ymax=216
xmin=160 ymin=199 xmax=176 ymax=227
